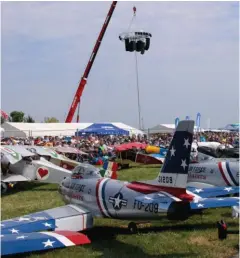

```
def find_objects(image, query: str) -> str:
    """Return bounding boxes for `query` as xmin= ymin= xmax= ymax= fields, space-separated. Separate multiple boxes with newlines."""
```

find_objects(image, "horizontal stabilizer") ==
xmin=135 ymin=192 xmax=178 ymax=211
xmin=187 ymin=186 xmax=239 ymax=198
xmin=190 ymin=197 xmax=240 ymax=210
xmin=1 ymin=230 xmax=90 ymax=256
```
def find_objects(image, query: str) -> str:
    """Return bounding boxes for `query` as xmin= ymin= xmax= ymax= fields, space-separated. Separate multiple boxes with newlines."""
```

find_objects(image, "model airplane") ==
xmin=1 ymin=145 xmax=73 ymax=193
xmin=1 ymin=120 xmax=239 ymax=256
xmin=114 ymin=142 xmax=239 ymax=188
xmin=22 ymin=145 xmax=81 ymax=170
xmin=187 ymin=150 xmax=239 ymax=188
xmin=1 ymin=145 xmax=117 ymax=193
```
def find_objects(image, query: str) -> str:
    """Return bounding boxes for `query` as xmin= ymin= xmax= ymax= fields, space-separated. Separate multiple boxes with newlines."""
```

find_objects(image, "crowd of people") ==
xmin=1 ymin=130 xmax=239 ymax=150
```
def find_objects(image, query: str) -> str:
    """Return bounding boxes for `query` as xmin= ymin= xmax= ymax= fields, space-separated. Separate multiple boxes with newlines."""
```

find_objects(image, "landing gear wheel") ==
xmin=128 ymin=222 xmax=138 ymax=234
xmin=1 ymin=182 xmax=8 ymax=194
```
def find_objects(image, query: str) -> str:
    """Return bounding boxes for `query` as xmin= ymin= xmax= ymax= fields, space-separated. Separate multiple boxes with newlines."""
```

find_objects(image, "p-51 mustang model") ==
xmin=1 ymin=121 xmax=239 ymax=256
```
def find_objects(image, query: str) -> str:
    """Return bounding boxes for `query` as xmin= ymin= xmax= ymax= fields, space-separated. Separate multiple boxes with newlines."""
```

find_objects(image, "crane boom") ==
xmin=65 ymin=1 xmax=117 ymax=123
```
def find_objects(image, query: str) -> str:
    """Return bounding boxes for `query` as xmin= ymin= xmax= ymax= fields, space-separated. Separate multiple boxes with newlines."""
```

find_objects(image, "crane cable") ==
xmin=128 ymin=6 xmax=142 ymax=130
xmin=127 ymin=6 xmax=136 ymax=32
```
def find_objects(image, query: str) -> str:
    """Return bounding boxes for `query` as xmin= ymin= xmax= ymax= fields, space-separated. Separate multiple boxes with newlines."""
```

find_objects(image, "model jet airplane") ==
xmin=1 ymin=120 xmax=239 ymax=256
xmin=187 ymin=150 xmax=239 ymax=188
xmin=115 ymin=143 xmax=239 ymax=188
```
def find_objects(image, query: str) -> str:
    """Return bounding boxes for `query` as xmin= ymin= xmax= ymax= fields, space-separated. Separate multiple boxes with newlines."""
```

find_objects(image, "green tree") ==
xmin=24 ymin=115 xmax=35 ymax=123
xmin=44 ymin=117 xmax=59 ymax=123
xmin=10 ymin=111 xmax=25 ymax=122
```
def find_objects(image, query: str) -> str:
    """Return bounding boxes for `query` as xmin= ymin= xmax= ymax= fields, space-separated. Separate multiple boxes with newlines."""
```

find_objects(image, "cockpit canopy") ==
xmin=71 ymin=163 xmax=101 ymax=179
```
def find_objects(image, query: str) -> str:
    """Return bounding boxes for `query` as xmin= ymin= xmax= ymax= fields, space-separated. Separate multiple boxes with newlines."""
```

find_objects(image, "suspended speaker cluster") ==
xmin=119 ymin=31 xmax=152 ymax=55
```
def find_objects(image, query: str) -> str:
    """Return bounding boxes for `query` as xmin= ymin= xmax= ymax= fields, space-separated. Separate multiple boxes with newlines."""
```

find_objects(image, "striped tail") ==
xmin=100 ymin=161 xmax=118 ymax=179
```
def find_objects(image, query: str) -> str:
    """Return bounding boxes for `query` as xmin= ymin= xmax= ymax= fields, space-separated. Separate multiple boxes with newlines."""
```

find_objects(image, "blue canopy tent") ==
xmin=75 ymin=123 xmax=129 ymax=136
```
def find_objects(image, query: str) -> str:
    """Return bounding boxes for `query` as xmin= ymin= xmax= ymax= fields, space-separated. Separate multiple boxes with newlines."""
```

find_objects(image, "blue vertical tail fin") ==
xmin=156 ymin=120 xmax=194 ymax=189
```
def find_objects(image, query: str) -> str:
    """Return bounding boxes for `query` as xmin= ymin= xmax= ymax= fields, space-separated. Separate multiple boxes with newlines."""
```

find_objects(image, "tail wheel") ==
xmin=128 ymin=222 xmax=138 ymax=234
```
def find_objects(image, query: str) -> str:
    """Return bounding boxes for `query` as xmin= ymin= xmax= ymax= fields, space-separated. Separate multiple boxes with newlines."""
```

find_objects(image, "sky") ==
xmin=1 ymin=1 xmax=239 ymax=129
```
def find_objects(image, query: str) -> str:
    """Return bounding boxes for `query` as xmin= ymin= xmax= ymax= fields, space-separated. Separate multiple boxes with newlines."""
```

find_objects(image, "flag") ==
xmin=196 ymin=113 xmax=201 ymax=130
xmin=175 ymin=118 xmax=180 ymax=128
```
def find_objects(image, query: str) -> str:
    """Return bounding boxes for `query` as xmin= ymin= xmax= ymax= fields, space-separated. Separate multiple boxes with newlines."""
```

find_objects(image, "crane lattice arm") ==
xmin=65 ymin=1 xmax=117 ymax=123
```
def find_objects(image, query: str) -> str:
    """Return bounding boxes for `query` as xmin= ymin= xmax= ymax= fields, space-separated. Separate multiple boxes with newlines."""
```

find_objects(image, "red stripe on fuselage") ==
xmin=95 ymin=178 xmax=105 ymax=216
xmin=127 ymin=181 xmax=194 ymax=201
xmin=218 ymin=162 xmax=231 ymax=186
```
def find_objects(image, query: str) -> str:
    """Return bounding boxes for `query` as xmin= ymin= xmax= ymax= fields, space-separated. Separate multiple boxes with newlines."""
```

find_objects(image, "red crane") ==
xmin=65 ymin=1 xmax=117 ymax=123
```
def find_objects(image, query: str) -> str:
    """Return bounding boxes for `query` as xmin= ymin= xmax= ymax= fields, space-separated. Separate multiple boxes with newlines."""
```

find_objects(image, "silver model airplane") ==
xmin=187 ymin=149 xmax=239 ymax=188
xmin=21 ymin=145 xmax=80 ymax=170
xmin=0 ymin=145 xmax=115 ymax=193
xmin=0 ymin=145 xmax=73 ymax=193
xmin=1 ymin=120 xmax=239 ymax=256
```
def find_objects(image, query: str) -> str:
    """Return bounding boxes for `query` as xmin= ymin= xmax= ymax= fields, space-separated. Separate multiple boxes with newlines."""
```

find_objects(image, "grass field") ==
xmin=1 ymin=164 xmax=239 ymax=258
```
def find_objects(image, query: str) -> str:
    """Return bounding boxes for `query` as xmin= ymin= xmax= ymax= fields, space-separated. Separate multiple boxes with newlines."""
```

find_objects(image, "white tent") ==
xmin=148 ymin=123 xmax=204 ymax=134
xmin=1 ymin=122 xmax=143 ymax=138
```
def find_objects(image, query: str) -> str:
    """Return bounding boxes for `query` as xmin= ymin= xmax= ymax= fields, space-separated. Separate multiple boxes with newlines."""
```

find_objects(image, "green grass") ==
xmin=1 ymin=164 xmax=239 ymax=258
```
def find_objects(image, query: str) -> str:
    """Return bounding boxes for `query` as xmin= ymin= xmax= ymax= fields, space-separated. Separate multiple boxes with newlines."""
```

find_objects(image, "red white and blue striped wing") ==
xmin=1 ymin=230 xmax=90 ymax=256
xmin=1 ymin=205 xmax=93 ymax=255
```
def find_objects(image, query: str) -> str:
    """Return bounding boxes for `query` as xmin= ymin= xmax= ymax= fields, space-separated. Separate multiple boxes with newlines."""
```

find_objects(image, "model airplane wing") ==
xmin=1 ymin=174 xmax=30 ymax=182
xmin=190 ymin=197 xmax=239 ymax=210
xmin=187 ymin=186 xmax=239 ymax=198
xmin=1 ymin=204 xmax=93 ymax=255
xmin=1 ymin=230 xmax=90 ymax=256
xmin=0 ymin=146 xmax=24 ymax=164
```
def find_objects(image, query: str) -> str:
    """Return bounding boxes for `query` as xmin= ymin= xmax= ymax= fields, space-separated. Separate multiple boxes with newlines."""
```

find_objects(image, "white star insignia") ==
xmin=10 ymin=228 xmax=19 ymax=234
xmin=170 ymin=146 xmax=176 ymax=157
xmin=43 ymin=222 xmax=52 ymax=227
xmin=16 ymin=235 xmax=28 ymax=240
xmin=197 ymin=203 xmax=204 ymax=208
xmin=43 ymin=239 xmax=55 ymax=248
xmin=114 ymin=194 xmax=122 ymax=208
xmin=183 ymin=138 xmax=190 ymax=148
xmin=181 ymin=159 xmax=188 ymax=170
xmin=194 ymin=188 xmax=203 ymax=193
xmin=224 ymin=187 xmax=232 ymax=192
